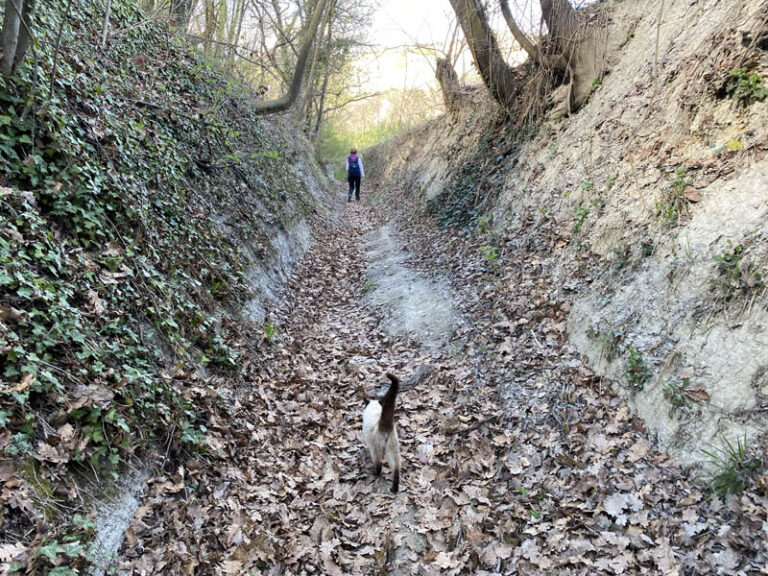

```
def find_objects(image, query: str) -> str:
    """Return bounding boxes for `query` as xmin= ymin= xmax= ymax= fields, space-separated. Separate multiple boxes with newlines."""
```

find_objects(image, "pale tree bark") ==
xmin=448 ymin=0 xmax=518 ymax=108
xmin=311 ymin=14 xmax=335 ymax=140
xmin=1 ymin=0 xmax=37 ymax=77
xmin=1 ymin=0 xmax=21 ymax=77
xmin=296 ymin=0 xmax=331 ymax=122
xmin=435 ymin=57 xmax=462 ymax=114
xmin=498 ymin=0 xmax=605 ymax=114
xmin=227 ymin=0 xmax=246 ymax=63
xmin=541 ymin=0 xmax=580 ymax=51
xmin=203 ymin=0 xmax=217 ymax=42
xmin=500 ymin=0 xmax=568 ymax=70
xmin=253 ymin=0 xmax=331 ymax=115
xmin=541 ymin=0 xmax=605 ymax=112
xmin=12 ymin=0 xmax=33 ymax=69
xmin=101 ymin=0 xmax=112 ymax=48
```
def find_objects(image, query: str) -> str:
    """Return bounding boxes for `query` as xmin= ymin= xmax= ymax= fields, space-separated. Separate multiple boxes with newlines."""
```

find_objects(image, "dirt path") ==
xmin=363 ymin=222 xmax=458 ymax=351
xmin=117 ymin=200 xmax=766 ymax=575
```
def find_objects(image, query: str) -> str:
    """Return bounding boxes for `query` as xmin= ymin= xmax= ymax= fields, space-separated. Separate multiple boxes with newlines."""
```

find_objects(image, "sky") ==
xmin=365 ymin=0 xmax=471 ymax=92
xmin=364 ymin=0 xmax=538 ymax=92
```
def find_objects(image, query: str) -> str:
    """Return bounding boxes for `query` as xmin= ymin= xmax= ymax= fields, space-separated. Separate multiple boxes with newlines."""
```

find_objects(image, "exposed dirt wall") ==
xmin=368 ymin=0 xmax=768 ymax=466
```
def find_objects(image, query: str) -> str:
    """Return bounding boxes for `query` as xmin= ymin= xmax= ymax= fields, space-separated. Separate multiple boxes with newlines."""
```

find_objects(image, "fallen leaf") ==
xmin=8 ymin=373 xmax=33 ymax=394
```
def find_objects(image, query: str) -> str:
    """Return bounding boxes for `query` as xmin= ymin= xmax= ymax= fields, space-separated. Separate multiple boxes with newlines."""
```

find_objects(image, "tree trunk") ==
xmin=541 ymin=0 xmax=605 ymax=113
xmin=541 ymin=0 xmax=580 ymax=51
xmin=436 ymin=57 xmax=462 ymax=114
xmin=101 ymin=0 xmax=112 ymax=48
xmin=229 ymin=0 xmax=246 ymax=63
xmin=499 ymin=0 xmax=538 ymax=62
xmin=203 ymin=0 xmax=217 ymax=42
xmin=11 ymin=0 xmax=33 ymax=69
xmin=501 ymin=0 xmax=567 ymax=71
xmin=171 ymin=0 xmax=193 ymax=33
xmin=1 ymin=0 xmax=21 ymax=77
xmin=300 ymin=0 xmax=337 ymax=128
xmin=448 ymin=0 xmax=518 ymax=108
xmin=311 ymin=14 xmax=336 ymax=141
xmin=253 ymin=0 xmax=330 ymax=115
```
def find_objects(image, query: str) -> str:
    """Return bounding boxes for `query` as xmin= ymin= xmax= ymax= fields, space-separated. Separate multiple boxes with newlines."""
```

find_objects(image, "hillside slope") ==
xmin=0 ymin=1 xmax=327 ymax=572
xmin=368 ymin=0 xmax=768 ymax=466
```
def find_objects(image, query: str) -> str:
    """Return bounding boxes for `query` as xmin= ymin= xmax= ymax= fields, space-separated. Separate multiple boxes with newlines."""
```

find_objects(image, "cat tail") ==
xmin=379 ymin=373 xmax=400 ymax=434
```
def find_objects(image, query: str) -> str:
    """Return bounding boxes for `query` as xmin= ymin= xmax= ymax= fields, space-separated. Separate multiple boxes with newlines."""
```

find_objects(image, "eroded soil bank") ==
xmin=112 ymin=197 xmax=765 ymax=574
xmin=366 ymin=0 xmax=768 ymax=467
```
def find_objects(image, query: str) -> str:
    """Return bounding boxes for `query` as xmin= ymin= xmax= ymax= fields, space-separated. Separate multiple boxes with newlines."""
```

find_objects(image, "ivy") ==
xmin=0 ymin=0 xmax=318 ymax=570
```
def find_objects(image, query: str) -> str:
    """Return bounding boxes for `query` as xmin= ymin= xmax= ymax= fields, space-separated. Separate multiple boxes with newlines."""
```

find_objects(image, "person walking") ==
xmin=346 ymin=147 xmax=364 ymax=202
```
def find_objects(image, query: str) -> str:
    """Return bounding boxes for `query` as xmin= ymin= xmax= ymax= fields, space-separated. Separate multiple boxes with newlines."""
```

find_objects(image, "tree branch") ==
xmin=499 ymin=0 xmax=539 ymax=61
xmin=323 ymin=92 xmax=382 ymax=115
xmin=253 ymin=0 xmax=331 ymax=115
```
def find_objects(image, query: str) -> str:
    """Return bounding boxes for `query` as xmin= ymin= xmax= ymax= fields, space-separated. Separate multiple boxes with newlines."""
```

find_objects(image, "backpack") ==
xmin=348 ymin=156 xmax=361 ymax=177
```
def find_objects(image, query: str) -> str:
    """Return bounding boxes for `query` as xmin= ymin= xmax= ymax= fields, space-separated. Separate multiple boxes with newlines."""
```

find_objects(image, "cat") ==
xmin=362 ymin=373 xmax=401 ymax=493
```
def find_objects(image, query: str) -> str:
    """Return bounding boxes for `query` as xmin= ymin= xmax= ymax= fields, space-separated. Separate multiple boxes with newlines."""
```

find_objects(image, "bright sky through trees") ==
xmin=366 ymin=0 xmax=470 ymax=91
xmin=365 ymin=0 xmax=546 ymax=91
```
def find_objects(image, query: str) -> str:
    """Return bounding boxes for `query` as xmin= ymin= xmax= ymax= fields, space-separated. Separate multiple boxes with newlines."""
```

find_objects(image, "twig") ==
xmin=529 ymin=329 xmax=544 ymax=350
xmin=115 ymin=96 xmax=221 ymax=128
xmin=101 ymin=0 xmax=112 ymax=48
xmin=450 ymin=414 xmax=502 ymax=436
xmin=39 ymin=359 xmax=86 ymax=387
xmin=312 ymin=91 xmax=383 ymax=115
xmin=160 ymin=424 xmax=176 ymax=470
xmin=48 ymin=0 xmax=75 ymax=97
xmin=185 ymin=34 xmax=271 ymax=71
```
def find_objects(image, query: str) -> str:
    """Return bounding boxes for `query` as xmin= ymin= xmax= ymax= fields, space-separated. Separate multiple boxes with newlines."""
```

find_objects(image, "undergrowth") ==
xmin=572 ymin=203 xmax=590 ymax=236
xmin=662 ymin=377 xmax=710 ymax=418
xmin=725 ymin=68 xmax=768 ymax=105
xmin=624 ymin=345 xmax=651 ymax=390
xmin=0 ymin=0 xmax=317 ymax=571
xmin=586 ymin=320 xmax=624 ymax=362
xmin=703 ymin=433 xmax=763 ymax=499
xmin=655 ymin=167 xmax=692 ymax=226
xmin=425 ymin=113 xmax=513 ymax=231
xmin=712 ymin=238 xmax=764 ymax=303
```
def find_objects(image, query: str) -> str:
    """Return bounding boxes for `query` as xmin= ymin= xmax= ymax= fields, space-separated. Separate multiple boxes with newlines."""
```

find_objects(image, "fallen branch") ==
xmin=450 ymin=413 xmax=502 ymax=436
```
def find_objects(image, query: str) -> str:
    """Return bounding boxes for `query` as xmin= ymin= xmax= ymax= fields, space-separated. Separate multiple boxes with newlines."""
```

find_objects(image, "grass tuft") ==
xmin=703 ymin=433 xmax=763 ymax=499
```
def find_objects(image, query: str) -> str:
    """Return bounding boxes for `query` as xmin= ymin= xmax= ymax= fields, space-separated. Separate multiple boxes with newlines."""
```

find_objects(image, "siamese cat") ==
xmin=362 ymin=373 xmax=401 ymax=493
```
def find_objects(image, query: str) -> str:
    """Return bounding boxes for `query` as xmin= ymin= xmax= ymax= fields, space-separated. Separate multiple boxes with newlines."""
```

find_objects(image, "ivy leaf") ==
xmin=35 ymin=541 xmax=65 ymax=562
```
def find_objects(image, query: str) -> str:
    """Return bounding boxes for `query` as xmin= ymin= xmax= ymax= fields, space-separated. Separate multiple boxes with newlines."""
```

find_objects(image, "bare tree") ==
xmin=499 ymin=0 xmax=606 ymax=113
xmin=447 ymin=0 xmax=519 ymax=108
xmin=170 ymin=0 xmax=195 ymax=33
xmin=446 ymin=0 xmax=607 ymax=115
xmin=253 ymin=0 xmax=331 ymax=115
xmin=1 ymin=0 xmax=36 ymax=77
xmin=296 ymin=0 xmax=335 ymax=122
xmin=499 ymin=0 xmax=540 ymax=64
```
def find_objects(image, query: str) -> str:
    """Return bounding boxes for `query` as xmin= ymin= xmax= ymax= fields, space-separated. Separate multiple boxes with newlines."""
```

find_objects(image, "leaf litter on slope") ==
xmin=115 ymin=200 xmax=767 ymax=575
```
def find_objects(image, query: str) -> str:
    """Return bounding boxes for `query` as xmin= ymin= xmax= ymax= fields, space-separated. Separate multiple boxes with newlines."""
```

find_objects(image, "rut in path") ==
xmin=118 ymin=201 xmax=766 ymax=575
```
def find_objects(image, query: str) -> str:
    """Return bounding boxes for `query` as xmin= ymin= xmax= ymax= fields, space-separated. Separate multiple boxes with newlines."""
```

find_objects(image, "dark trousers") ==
xmin=348 ymin=175 xmax=361 ymax=201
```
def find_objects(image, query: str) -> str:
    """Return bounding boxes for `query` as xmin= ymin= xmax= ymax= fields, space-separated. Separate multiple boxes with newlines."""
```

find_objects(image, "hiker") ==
xmin=346 ymin=148 xmax=364 ymax=202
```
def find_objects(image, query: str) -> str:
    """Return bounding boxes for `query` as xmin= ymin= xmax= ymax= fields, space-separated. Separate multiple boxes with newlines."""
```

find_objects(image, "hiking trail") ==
xmin=114 ymin=194 xmax=766 ymax=575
